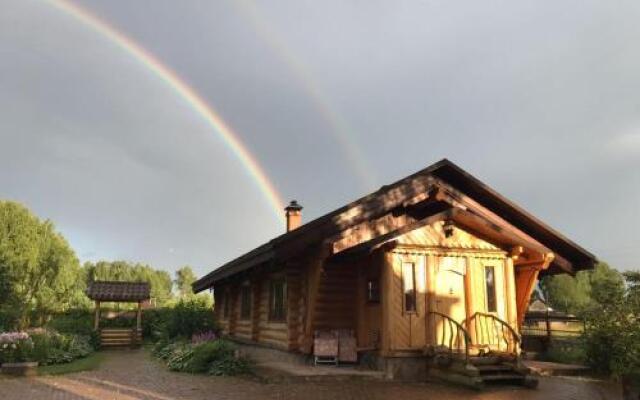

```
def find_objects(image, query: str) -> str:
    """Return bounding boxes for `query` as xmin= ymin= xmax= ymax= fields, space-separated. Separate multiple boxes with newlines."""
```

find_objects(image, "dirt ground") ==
xmin=0 ymin=349 xmax=622 ymax=400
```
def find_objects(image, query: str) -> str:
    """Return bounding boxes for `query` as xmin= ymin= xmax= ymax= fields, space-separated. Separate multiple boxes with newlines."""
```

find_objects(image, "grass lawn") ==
xmin=38 ymin=352 xmax=106 ymax=376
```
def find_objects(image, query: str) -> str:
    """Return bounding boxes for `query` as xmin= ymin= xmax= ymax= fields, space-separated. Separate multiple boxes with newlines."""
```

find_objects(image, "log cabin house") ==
xmin=193 ymin=159 xmax=596 ymax=387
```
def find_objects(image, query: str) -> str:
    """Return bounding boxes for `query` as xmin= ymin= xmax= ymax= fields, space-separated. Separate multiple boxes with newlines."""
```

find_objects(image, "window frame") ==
xmin=484 ymin=265 xmax=498 ymax=313
xmin=366 ymin=278 xmax=381 ymax=304
xmin=240 ymin=284 xmax=252 ymax=320
xmin=269 ymin=278 xmax=287 ymax=322
xmin=402 ymin=261 xmax=417 ymax=314
xmin=222 ymin=290 xmax=230 ymax=320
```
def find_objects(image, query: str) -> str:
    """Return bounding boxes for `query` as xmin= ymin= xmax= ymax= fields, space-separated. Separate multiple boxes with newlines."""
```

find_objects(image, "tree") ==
xmin=539 ymin=272 xmax=591 ymax=313
xmin=174 ymin=266 xmax=197 ymax=298
xmin=0 ymin=201 xmax=83 ymax=329
xmin=539 ymin=262 xmax=624 ymax=315
xmin=583 ymin=270 xmax=640 ymax=384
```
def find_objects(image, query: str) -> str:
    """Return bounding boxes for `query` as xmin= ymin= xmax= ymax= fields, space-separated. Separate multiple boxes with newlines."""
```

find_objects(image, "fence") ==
xmin=521 ymin=311 xmax=584 ymax=354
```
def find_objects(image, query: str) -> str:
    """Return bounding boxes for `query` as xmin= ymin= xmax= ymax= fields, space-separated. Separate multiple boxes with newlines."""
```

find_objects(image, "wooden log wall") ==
xmin=214 ymin=289 xmax=229 ymax=334
xmin=313 ymin=262 xmax=358 ymax=331
xmin=286 ymin=266 xmax=302 ymax=351
xmin=255 ymin=272 xmax=289 ymax=350
xmin=233 ymin=282 xmax=252 ymax=341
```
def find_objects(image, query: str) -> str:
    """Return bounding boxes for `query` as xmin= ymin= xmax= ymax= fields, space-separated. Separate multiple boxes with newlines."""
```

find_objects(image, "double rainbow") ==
xmin=46 ymin=0 xmax=285 ymax=221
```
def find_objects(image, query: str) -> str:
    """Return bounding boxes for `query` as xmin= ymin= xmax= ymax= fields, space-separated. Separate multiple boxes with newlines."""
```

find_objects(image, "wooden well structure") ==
xmin=86 ymin=281 xmax=150 ymax=348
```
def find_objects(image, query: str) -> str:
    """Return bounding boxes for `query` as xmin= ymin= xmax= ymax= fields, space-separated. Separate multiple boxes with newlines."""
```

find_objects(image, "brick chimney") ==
xmin=284 ymin=200 xmax=303 ymax=232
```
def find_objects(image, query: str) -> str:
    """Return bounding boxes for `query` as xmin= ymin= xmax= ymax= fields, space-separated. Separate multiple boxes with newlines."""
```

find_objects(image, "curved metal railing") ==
xmin=465 ymin=312 xmax=520 ymax=355
xmin=427 ymin=311 xmax=471 ymax=363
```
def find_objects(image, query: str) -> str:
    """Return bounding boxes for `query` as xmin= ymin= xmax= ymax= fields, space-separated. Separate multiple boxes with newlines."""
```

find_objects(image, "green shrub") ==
xmin=143 ymin=308 xmax=173 ymax=340
xmin=187 ymin=340 xmax=236 ymax=373
xmin=0 ymin=309 xmax=19 ymax=332
xmin=153 ymin=339 xmax=188 ymax=361
xmin=582 ymin=271 xmax=640 ymax=378
xmin=208 ymin=357 xmax=251 ymax=376
xmin=143 ymin=299 xmax=218 ymax=341
xmin=47 ymin=310 xmax=94 ymax=337
xmin=167 ymin=344 xmax=195 ymax=372
xmin=29 ymin=330 xmax=94 ymax=366
xmin=153 ymin=338 xmax=251 ymax=376
xmin=543 ymin=339 xmax=586 ymax=365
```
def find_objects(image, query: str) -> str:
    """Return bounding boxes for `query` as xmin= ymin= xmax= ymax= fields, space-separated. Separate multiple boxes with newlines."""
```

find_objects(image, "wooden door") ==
xmin=433 ymin=256 xmax=467 ymax=349
xmin=435 ymin=257 xmax=467 ymax=322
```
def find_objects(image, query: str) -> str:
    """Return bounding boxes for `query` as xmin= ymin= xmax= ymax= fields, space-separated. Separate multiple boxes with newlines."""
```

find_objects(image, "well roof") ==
xmin=86 ymin=281 xmax=150 ymax=302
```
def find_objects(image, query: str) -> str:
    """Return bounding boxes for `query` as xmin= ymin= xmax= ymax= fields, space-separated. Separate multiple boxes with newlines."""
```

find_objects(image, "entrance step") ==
xmin=481 ymin=374 xmax=526 ymax=382
xmin=474 ymin=357 xmax=538 ymax=388
xmin=469 ymin=356 xmax=503 ymax=365
xmin=476 ymin=364 xmax=513 ymax=373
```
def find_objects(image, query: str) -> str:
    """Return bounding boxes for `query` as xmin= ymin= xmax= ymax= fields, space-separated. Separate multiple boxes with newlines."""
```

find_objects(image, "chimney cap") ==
xmin=284 ymin=200 xmax=303 ymax=212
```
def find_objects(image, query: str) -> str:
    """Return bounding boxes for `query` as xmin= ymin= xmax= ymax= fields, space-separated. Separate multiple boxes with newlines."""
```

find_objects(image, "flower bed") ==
xmin=0 ymin=332 xmax=37 ymax=376
xmin=29 ymin=330 xmax=94 ymax=366
xmin=0 ymin=329 xmax=96 ymax=376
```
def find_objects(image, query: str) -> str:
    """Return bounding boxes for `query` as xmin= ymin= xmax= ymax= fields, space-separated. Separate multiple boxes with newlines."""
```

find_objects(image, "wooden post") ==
xmin=137 ymin=301 xmax=142 ymax=332
xmin=504 ymin=257 xmax=518 ymax=330
xmin=545 ymin=309 xmax=551 ymax=341
xmin=425 ymin=253 xmax=437 ymax=347
xmin=134 ymin=301 xmax=142 ymax=347
xmin=94 ymin=301 xmax=100 ymax=331
xmin=463 ymin=256 xmax=474 ymax=346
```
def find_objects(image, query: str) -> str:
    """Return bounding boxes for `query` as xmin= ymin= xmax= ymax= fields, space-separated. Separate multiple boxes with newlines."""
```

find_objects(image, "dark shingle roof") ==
xmin=86 ymin=281 xmax=150 ymax=302
xmin=193 ymin=159 xmax=598 ymax=292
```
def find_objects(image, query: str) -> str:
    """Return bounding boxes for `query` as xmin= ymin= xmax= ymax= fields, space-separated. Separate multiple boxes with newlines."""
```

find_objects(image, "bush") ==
xmin=153 ymin=339 xmax=188 ymax=361
xmin=187 ymin=340 xmax=236 ymax=373
xmin=143 ymin=308 xmax=173 ymax=340
xmin=144 ymin=298 xmax=218 ymax=341
xmin=0 ymin=310 xmax=19 ymax=333
xmin=47 ymin=310 xmax=94 ymax=337
xmin=29 ymin=330 xmax=94 ymax=366
xmin=167 ymin=344 xmax=196 ymax=372
xmin=582 ymin=271 xmax=640 ymax=378
xmin=208 ymin=357 xmax=251 ymax=376
xmin=543 ymin=339 xmax=586 ymax=365
xmin=152 ymin=339 xmax=251 ymax=376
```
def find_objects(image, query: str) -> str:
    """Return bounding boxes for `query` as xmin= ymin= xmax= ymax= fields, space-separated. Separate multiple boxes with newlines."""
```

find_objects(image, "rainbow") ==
xmin=232 ymin=0 xmax=377 ymax=189
xmin=45 ymin=0 xmax=285 ymax=221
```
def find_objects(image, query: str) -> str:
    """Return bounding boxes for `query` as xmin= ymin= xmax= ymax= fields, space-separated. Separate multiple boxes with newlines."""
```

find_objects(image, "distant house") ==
xmin=193 ymin=159 xmax=596 ymax=385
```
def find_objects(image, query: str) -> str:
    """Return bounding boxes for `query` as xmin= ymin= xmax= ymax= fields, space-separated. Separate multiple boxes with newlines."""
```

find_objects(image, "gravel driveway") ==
xmin=0 ymin=349 xmax=621 ymax=400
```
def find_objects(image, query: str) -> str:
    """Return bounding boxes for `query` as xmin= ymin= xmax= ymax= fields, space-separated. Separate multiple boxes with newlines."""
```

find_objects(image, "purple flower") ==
xmin=192 ymin=331 xmax=218 ymax=344
xmin=0 ymin=332 xmax=29 ymax=344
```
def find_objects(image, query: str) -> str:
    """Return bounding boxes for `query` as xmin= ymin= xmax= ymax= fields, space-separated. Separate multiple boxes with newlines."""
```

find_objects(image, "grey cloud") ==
xmin=1 ymin=0 xmax=639 ymax=275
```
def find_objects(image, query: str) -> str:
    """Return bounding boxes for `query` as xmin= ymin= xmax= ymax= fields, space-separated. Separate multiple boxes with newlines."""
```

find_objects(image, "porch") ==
xmin=307 ymin=220 xmax=533 ymax=386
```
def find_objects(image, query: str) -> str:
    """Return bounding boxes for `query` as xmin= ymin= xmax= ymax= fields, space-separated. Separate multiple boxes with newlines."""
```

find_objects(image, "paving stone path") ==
xmin=0 ymin=349 xmax=621 ymax=400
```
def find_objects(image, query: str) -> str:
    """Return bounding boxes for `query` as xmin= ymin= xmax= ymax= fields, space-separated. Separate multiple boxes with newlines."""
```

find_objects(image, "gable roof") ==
xmin=86 ymin=281 xmax=150 ymax=302
xmin=193 ymin=159 xmax=597 ymax=292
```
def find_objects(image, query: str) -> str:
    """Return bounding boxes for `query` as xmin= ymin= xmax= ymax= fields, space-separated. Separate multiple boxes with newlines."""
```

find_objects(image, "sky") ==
xmin=1 ymin=0 xmax=639 ymax=277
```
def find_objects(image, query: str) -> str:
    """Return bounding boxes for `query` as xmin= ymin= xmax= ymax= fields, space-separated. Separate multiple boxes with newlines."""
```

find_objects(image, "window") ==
xmin=484 ymin=266 xmax=497 ymax=312
xmin=269 ymin=279 xmax=287 ymax=321
xmin=366 ymin=278 xmax=380 ymax=303
xmin=402 ymin=262 xmax=417 ymax=313
xmin=240 ymin=285 xmax=251 ymax=320
xmin=223 ymin=291 xmax=230 ymax=319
